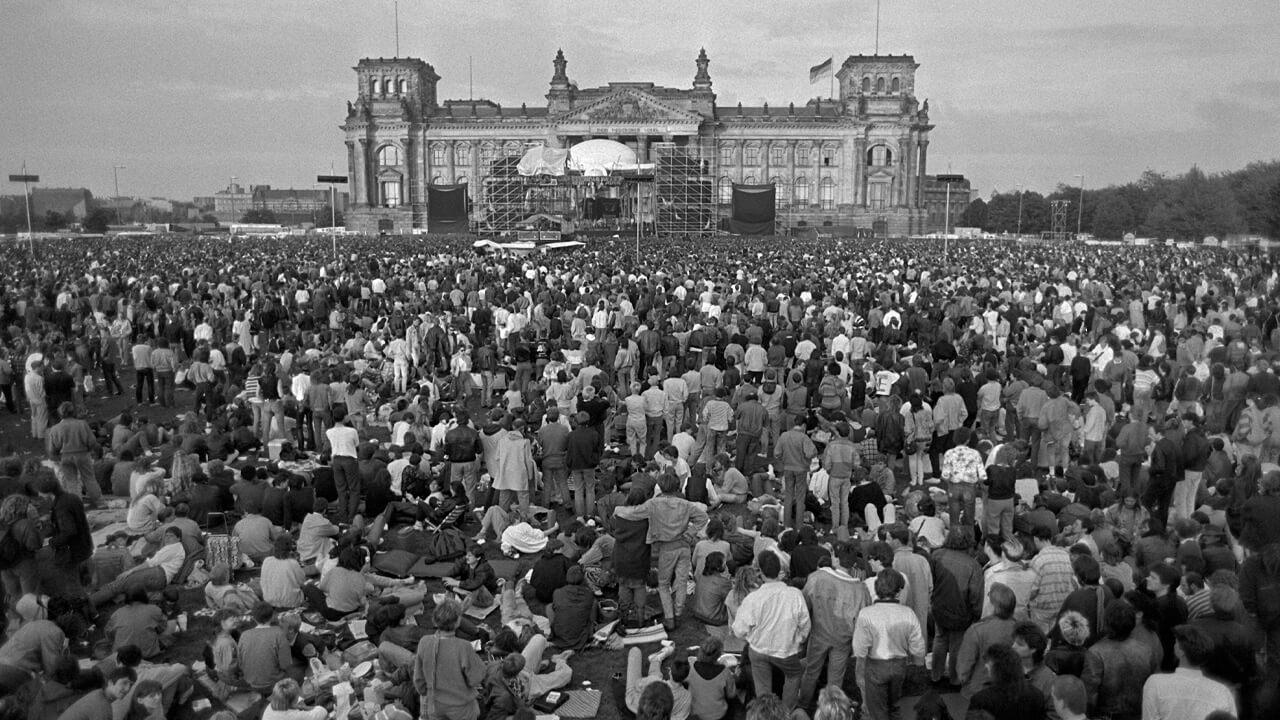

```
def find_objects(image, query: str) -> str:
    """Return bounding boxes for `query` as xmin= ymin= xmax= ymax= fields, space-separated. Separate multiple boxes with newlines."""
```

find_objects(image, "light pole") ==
xmin=1016 ymin=183 xmax=1024 ymax=237
xmin=1073 ymin=172 xmax=1085 ymax=239
xmin=317 ymin=174 xmax=348 ymax=261
xmin=7 ymin=165 xmax=38 ymax=254
xmin=112 ymin=165 xmax=126 ymax=223
xmin=230 ymin=176 xmax=238 ymax=221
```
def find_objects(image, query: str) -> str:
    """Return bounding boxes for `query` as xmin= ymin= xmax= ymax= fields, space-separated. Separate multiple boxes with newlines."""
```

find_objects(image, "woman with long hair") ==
xmin=901 ymin=391 xmax=934 ymax=485
xmin=1233 ymin=395 xmax=1268 ymax=460
xmin=725 ymin=564 xmax=763 ymax=627
xmin=261 ymin=678 xmax=326 ymax=720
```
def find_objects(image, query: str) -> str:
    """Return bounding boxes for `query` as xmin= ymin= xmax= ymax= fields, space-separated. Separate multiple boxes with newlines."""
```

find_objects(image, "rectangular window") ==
xmin=719 ymin=145 xmax=734 ymax=166
xmin=743 ymin=145 xmax=758 ymax=166
xmin=822 ymin=146 xmax=838 ymax=167
xmin=795 ymin=146 xmax=810 ymax=165
xmin=820 ymin=179 xmax=836 ymax=210
xmin=769 ymin=146 xmax=785 ymax=165
xmin=431 ymin=145 xmax=447 ymax=166
xmin=381 ymin=181 xmax=401 ymax=207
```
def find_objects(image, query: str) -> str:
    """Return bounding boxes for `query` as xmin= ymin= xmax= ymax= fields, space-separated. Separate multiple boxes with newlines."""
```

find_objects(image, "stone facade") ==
xmin=342 ymin=51 xmax=935 ymax=235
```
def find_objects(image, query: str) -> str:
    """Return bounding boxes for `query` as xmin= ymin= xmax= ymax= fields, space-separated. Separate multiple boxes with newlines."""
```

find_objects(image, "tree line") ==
xmin=958 ymin=161 xmax=1280 ymax=241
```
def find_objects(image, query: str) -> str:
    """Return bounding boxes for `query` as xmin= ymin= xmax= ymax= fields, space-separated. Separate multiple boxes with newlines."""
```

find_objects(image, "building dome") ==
xmin=568 ymin=139 xmax=637 ymax=176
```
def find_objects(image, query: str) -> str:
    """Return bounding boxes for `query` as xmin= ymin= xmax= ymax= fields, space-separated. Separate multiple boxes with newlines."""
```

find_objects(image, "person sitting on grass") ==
xmin=89 ymin=526 xmax=186 ymax=608
xmin=55 ymin=666 xmax=135 ymax=720
xmin=104 ymin=588 xmax=169 ymax=659
xmin=548 ymin=565 xmax=598 ymax=650
xmin=624 ymin=642 xmax=692 ymax=720
xmin=444 ymin=543 xmax=499 ymax=595
xmin=261 ymin=678 xmax=328 ymax=720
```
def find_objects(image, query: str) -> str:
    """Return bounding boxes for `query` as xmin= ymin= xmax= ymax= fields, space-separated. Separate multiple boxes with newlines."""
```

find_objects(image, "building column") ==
xmin=447 ymin=141 xmax=456 ymax=184
xmin=917 ymin=138 xmax=929 ymax=209
xmin=357 ymin=139 xmax=373 ymax=205
xmin=423 ymin=140 xmax=433 ymax=188
xmin=471 ymin=143 xmax=480 ymax=203
xmin=403 ymin=137 xmax=415 ymax=207
xmin=637 ymin=135 xmax=650 ymax=164
xmin=346 ymin=142 xmax=359 ymax=206
xmin=853 ymin=137 xmax=867 ymax=208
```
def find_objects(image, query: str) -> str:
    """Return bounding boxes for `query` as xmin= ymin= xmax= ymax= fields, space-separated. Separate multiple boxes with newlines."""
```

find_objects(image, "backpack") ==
xmin=435 ymin=375 xmax=457 ymax=403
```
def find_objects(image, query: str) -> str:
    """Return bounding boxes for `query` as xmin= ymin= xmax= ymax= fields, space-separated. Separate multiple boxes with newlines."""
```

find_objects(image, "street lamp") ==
xmin=317 ymin=174 xmax=348 ymax=260
xmin=7 ymin=165 xmax=38 ymax=254
xmin=1073 ymin=173 xmax=1085 ymax=239
xmin=230 ymin=176 xmax=238 ymax=221
xmin=112 ymin=166 xmax=126 ymax=222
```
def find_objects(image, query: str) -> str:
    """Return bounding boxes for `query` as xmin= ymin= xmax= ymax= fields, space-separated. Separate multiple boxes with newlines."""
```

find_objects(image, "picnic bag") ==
xmin=205 ymin=512 xmax=243 ymax=570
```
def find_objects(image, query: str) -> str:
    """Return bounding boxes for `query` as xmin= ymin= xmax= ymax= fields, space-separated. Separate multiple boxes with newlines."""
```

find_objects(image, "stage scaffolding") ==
xmin=654 ymin=141 xmax=716 ymax=236
xmin=477 ymin=153 xmax=646 ymax=236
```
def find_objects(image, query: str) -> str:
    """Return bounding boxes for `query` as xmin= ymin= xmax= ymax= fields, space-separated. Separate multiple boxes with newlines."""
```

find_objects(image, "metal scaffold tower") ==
xmin=654 ymin=141 xmax=715 ymax=236
xmin=1044 ymin=199 xmax=1072 ymax=242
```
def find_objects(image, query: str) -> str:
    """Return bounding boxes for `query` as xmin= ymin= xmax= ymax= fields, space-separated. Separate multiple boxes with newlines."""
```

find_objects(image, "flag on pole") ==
xmin=808 ymin=57 xmax=833 ymax=84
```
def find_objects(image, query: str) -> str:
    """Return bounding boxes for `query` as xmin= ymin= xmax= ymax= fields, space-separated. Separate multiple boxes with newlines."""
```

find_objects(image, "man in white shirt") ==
xmin=90 ymin=527 xmax=186 ymax=606
xmin=325 ymin=415 xmax=362 ymax=523
xmin=731 ymin=551 xmax=810 ymax=710
xmin=852 ymin=570 xmax=926 ymax=720
xmin=1141 ymin=625 xmax=1236 ymax=720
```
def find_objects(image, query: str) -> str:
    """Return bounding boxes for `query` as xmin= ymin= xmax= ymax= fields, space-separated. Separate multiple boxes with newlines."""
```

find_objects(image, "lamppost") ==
xmin=7 ymin=165 xmax=38 ymax=254
xmin=230 ymin=176 xmax=238 ymax=221
xmin=317 ymin=174 xmax=348 ymax=261
xmin=1016 ymin=183 xmax=1024 ymax=237
xmin=1073 ymin=172 xmax=1085 ymax=239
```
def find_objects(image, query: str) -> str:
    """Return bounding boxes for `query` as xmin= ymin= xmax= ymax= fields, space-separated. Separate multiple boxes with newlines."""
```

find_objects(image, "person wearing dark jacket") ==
xmin=565 ymin=413 xmax=601 ymax=520
xmin=930 ymin=528 xmax=984 ymax=686
xmin=480 ymin=653 xmax=529 ymax=720
xmin=548 ymin=565 xmax=596 ymax=650
xmin=1240 ymin=471 xmax=1280 ymax=552
xmin=613 ymin=486 xmax=653 ymax=628
xmin=1145 ymin=419 xmax=1184 ymax=527
xmin=1189 ymin=584 xmax=1258 ymax=687
xmin=444 ymin=410 xmax=483 ymax=497
xmin=1176 ymin=415 xmax=1213 ymax=522
xmin=446 ymin=544 xmax=499 ymax=595
xmin=968 ymin=644 xmax=1047 ymax=720
xmin=35 ymin=474 xmax=93 ymax=598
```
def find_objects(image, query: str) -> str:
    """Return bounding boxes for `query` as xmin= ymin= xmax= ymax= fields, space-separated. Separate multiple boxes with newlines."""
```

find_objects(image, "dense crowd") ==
xmin=0 ymin=232 xmax=1279 ymax=720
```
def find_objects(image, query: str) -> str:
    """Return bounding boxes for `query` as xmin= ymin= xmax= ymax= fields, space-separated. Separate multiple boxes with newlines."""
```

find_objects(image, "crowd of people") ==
xmin=0 ymin=232 xmax=1279 ymax=720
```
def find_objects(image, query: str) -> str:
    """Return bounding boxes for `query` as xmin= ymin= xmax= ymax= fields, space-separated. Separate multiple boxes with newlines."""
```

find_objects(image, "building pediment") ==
xmin=555 ymin=88 xmax=702 ymax=126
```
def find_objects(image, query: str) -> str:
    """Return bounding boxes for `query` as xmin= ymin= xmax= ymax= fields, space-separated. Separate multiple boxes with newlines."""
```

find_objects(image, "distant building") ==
xmin=12 ymin=188 xmax=95 ymax=219
xmin=250 ymin=185 xmax=348 ymax=221
xmin=921 ymin=174 xmax=972 ymax=234
xmin=341 ymin=49 xmax=938 ymax=235
xmin=211 ymin=183 xmax=252 ymax=222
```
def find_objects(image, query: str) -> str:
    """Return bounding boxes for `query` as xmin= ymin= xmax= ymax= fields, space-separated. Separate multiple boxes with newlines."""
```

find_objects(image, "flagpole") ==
xmin=876 ymin=0 xmax=881 ymax=54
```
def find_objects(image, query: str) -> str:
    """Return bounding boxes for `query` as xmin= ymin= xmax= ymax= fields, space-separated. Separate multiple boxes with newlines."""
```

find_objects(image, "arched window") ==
xmin=455 ymin=142 xmax=472 ymax=165
xmin=380 ymin=180 xmax=401 ymax=207
xmin=481 ymin=142 xmax=499 ymax=168
xmin=399 ymin=78 xmax=409 ymax=94
xmin=503 ymin=141 xmax=522 ymax=157
xmin=861 ymin=76 xmax=870 ymax=93
xmin=455 ymin=175 xmax=468 ymax=187
xmin=377 ymin=145 xmax=401 ymax=166
xmin=820 ymin=177 xmax=835 ymax=210
xmin=876 ymin=76 xmax=885 ymax=93
xmin=891 ymin=77 xmax=900 ymax=93
xmin=744 ymin=175 xmax=757 ymax=185
xmin=431 ymin=176 xmax=445 ymax=185
xmin=794 ymin=176 xmax=810 ymax=203
xmin=718 ymin=177 xmax=733 ymax=204
xmin=370 ymin=78 xmax=381 ymax=96
xmin=867 ymin=145 xmax=892 ymax=166
xmin=770 ymin=177 xmax=786 ymax=207
xmin=430 ymin=144 xmax=447 ymax=166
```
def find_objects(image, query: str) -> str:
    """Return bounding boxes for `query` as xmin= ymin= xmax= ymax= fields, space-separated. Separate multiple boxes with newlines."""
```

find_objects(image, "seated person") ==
xmin=110 ymin=451 xmax=138 ymax=498
xmin=232 ymin=509 xmax=284 ymax=564
xmin=27 ymin=655 xmax=94 ymax=720
xmin=444 ymin=543 xmax=499 ymax=595
xmin=126 ymin=480 xmax=167 ymax=535
xmin=111 ymin=412 xmax=152 ymax=457
xmin=548 ymin=566 xmax=597 ymax=650
xmin=204 ymin=562 xmax=261 ymax=612
xmin=236 ymin=603 xmax=295 ymax=694
xmin=303 ymin=545 xmax=418 ymax=621
xmin=92 ymin=531 xmax=138 ymax=590
xmin=128 ymin=458 xmax=165 ymax=503
xmin=709 ymin=453 xmax=750 ymax=505
xmin=55 ymin=666 xmax=137 ymax=720
xmin=528 ymin=542 xmax=578 ymax=605
xmin=206 ymin=609 xmax=244 ymax=698
xmin=96 ymin=643 xmax=192 ymax=718
xmin=0 ymin=613 xmax=80 ymax=696
xmin=90 ymin=527 xmax=187 ymax=607
xmin=186 ymin=473 xmax=231 ymax=527
xmin=576 ymin=525 xmax=616 ymax=595
xmin=623 ymin=643 xmax=692 ymax=720
xmin=104 ymin=588 xmax=169 ymax=658
xmin=262 ymin=678 xmax=327 ymax=720
xmin=276 ymin=612 xmax=323 ymax=664
xmin=296 ymin=498 xmax=339 ymax=566
xmin=691 ymin=552 xmax=732 ymax=627
xmin=260 ymin=537 xmax=307 ymax=609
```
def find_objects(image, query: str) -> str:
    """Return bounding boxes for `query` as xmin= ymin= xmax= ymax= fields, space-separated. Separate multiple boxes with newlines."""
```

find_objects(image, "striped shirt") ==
xmin=1029 ymin=546 xmax=1077 ymax=630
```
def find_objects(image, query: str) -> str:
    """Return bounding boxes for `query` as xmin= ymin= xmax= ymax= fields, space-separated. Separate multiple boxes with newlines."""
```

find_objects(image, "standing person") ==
xmin=774 ymin=416 xmax=817 ymax=530
xmin=615 ymin=471 xmax=707 ymax=631
xmin=902 ymin=392 xmax=934 ymax=485
xmin=444 ymin=409 xmax=483 ymax=501
xmin=966 ymin=644 xmax=1047 ymax=720
xmin=623 ymin=382 xmax=648 ymax=459
xmin=798 ymin=541 xmax=871 ymax=706
xmin=1240 ymin=541 xmax=1280 ymax=672
xmin=492 ymin=419 xmax=536 ymax=516
xmin=1081 ymin=601 xmax=1157 ymax=720
xmin=413 ymin=599 xmax=485 ymax=720
xmin=852 ymin=569 xmax=926 ymax=720
xmin=98 ymin=328 xmax=125 ymax=397
xmin=536 ymin=408 xmax=571 ymax=508
xmin=939 ymin=427 xmax=985 ymax=531
xmin=305 ymin=371 xmax=332 ymax=453
xmin=956 ymin=583 xmax=1020 ymax=697
xmin=325 ymin=415 xmax=361 ymax=523
xmin=131 ymin=335 xmax=155 ymax=406
xmin=1140 ymin=624 xmax=1237 ymax=720
xmin=930 ymin=527 xmax=984 ymax=688
xmin=733 ymin=389 xmax=770 ymax=474
xmin=34 ymin=474 xmax=93 ymax=599
xmin=731 ymin=551 xmax=810 ymax=710
xmin=566 ymin=412 xmax=601 ymax=520
xmin=46 ymin=402 xmax=103 ymax=506
xmin=150 ymin=338 xmax=178 ymax=408
xmin=613 ymin=486 xmax=653 ymax=630
xmin=882 ymin=524 xmax=932 ymax=637
xmin=1146 ymin=418 xmax=1184 ymax=528
xmin=25 ymin=354 xmax=48 ymax=440
xmin=1028 ymin=526 xmax=1076 ymax=633
xmin=821 ymin=422 xmax=860 ymax=541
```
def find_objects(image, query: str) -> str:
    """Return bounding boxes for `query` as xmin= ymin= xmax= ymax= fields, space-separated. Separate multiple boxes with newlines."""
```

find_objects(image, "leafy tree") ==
xmin=1089 ymin=193 xmax=1135 ymax=239
xmin=42 ymin=211 xmax=67 ymax=231
xmin=83 ymin=207 xmax=113 ymax=233
xmin=239 ymin=208 xmax=278 ymax=224
xmin=1224 ymin=161 xmax=1280 ymax=236
xmin=958 ymin=198 xmax=987 ymax=229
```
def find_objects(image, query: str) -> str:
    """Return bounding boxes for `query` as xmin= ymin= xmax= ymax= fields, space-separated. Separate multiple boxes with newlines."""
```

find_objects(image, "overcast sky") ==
xmin=2 ymin=0 xmax=1277 ymax=201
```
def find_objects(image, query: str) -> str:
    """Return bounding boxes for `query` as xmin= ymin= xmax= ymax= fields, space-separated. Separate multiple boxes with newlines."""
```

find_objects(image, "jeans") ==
xmin=782 ymin=469 xmax=808 ymax=530
xmin=828 ymin=475 xmax=851 ymax=540
xmin=332 ymin=456 xmax=361 ymax=522
xmin=89 ymin=565 xmax=167 ymax=607
xmin=984 ymin=496 xmax=1015 ymax=541
xmin=569 ymin=468 xmax=596 ymax=519
xmin=748 ymin=647 xmax=804 ymax=710
xmin=450 ymin=460 xmax=480 ymax=501
xmin=100 ymin=362 xmax=124 ymax=395
xmin=860 ymin=657 xmax=909 ymax=720
xmin=617 ymin=576 xmax=648 ymax=627
xmin=655 ymin=541 xmax=691 ymax=620
xmin=540 ymin=463 xmax=568 ymax=506
xmin=799 ymin=634 xmax=852 ymax=706
xmin=1172 ymin=470 xmax=1201 ymax=522
xmin=135 ymin=367 xmax=155 ymax=404
xmin=665 ymin=404 xmax=684 ymax=442
xmin=930 ymin=628 xmax=965 ymax=683
xmin=645 ymin=415 xmax=665 ymax=459
xmin=499 ymin=488 xmax=530 ymax=516
xmin=155 ymin=370 xmax=175 ymax=407
xmin=626 ymin=421 xmax=646 ymax=458
xmin=947 ymin=481 xmax=976 ymax=531
xmin=58 ymin=451 xmax=102 ymax=505
xmin=735 ymin=432 xmax=762 ymax=474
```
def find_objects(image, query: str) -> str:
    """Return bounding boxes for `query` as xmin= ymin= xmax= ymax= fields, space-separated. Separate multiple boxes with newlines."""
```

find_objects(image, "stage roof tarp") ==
xmin=516 ymin=146 xmax=569 ymax=177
